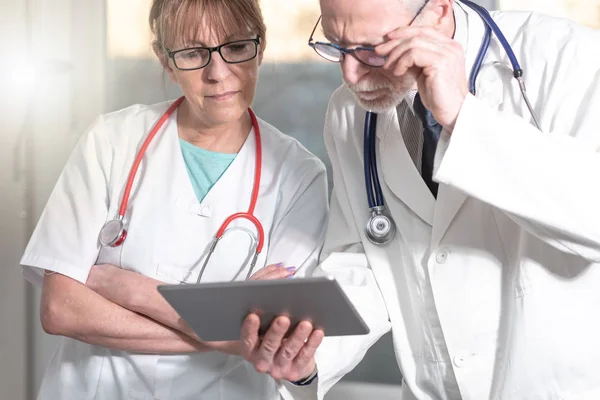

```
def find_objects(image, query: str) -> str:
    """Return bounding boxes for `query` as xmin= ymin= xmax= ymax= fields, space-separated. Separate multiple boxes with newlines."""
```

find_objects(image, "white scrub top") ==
xmin=20 ymin=100 xmax=329 ymax=400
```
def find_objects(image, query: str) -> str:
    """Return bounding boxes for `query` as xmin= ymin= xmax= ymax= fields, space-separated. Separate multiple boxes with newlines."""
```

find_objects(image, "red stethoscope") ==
xmin=98 ymin=96 xmax=265 ymax=281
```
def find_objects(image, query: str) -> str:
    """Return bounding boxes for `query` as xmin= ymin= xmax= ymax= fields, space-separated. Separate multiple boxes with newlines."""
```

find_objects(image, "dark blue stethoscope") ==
xmin=365 ymin=0 xmax=542 ymax=245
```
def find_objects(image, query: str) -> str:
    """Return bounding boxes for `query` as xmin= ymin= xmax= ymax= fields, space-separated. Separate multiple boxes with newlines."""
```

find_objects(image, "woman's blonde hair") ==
xmin=149 ymin=0 xmax=266 ymax=54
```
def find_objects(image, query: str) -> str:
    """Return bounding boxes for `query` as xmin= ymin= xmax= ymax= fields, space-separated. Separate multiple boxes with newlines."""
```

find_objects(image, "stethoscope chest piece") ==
xmin=99 ymin=218 xmax=127 ymax=247
xmin=365 ymin=206 xmax=396 ymax=245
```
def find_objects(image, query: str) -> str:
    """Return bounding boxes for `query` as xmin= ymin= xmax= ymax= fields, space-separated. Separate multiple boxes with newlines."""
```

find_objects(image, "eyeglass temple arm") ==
xmin=308 ymin=16 xmax=322 ymax=44
xmin=409 ymin=0 xmax=431 ymax=26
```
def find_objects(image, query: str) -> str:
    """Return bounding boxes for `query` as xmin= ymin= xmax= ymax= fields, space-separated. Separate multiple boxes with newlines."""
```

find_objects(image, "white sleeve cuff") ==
xmin=280 ymin=376 xmax=320 ymax=400
xmin=21 ymin=254 xmax=91 ymax=287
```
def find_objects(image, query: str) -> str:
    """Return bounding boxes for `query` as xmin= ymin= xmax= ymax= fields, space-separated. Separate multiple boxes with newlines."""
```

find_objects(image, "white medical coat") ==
xmin=283 ymin=2 xmax=600 ymax=400
xmin=21 ymin=100 xmax=329 ymax=400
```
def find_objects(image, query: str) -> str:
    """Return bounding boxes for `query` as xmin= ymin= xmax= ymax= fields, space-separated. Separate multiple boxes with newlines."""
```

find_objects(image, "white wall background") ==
xmin=1 ymin=1 xmax=106 ymax=398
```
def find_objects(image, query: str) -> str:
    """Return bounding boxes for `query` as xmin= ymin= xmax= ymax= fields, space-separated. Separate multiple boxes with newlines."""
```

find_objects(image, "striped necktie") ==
xmin=413 ymin=93 xmax=442 ymax=198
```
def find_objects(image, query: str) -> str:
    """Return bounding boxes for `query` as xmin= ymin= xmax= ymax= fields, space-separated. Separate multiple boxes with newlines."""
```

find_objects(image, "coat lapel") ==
xmin=378 ymin=109 xmax=436 ymax=226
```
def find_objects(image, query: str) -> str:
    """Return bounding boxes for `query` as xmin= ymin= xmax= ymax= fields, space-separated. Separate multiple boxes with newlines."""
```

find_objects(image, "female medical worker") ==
xmin=19 ymin=0 xmax=328 ymax=399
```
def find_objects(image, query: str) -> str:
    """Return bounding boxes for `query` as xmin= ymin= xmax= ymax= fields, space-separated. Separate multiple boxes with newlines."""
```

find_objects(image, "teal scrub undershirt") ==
xmin=179 ymin=138 xmax=237 ymax=202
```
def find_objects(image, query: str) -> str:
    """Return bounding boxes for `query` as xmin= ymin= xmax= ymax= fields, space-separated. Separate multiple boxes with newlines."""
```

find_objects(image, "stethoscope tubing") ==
xmin=118 ymin=97 xmax=185 ymax=219
xmin=100 ymin=97 xmax=266 ymax=278
xmin=364 ymin=111 xmax=381 ymax=209
xmin=461 ymin=0 xmax=522 ymax=74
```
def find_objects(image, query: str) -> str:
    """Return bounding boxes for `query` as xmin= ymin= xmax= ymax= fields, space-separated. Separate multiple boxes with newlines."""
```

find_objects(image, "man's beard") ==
xmin=345 ymin=73 xmax=418 ymax=113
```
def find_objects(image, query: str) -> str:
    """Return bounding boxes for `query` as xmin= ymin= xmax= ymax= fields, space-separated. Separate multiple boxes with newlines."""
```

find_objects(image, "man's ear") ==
xmin=430 ymin=0 xmax=454 ymax=28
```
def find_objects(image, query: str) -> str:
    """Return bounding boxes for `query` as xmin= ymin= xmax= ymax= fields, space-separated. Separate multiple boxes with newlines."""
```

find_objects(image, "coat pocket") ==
xmin=156 ymin=263 xmax=196 ymax=284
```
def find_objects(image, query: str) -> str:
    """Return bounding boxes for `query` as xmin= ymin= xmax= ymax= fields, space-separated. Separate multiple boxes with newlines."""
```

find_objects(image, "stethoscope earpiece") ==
xmin=461 ymin=0 xmax=542 ymax=130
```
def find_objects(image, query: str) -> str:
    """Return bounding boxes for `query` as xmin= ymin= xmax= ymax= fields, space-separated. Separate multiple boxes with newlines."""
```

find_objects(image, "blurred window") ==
xmin=106 ymin=0 xmax=324 ymax=62
xmin=499 ymin=0 xmax=600 ymax=29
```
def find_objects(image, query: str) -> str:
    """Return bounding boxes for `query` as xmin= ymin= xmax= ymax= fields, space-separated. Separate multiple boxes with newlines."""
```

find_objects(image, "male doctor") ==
xmin=240 ymin=0 xmax=600 ymax=399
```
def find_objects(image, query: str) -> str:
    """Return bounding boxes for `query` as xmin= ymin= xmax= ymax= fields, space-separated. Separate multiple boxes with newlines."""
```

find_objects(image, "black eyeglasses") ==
xmin=166 ymin=37 xmax=261 ymax=71
xmin=307 ymin=1 xmax=430 ymax=68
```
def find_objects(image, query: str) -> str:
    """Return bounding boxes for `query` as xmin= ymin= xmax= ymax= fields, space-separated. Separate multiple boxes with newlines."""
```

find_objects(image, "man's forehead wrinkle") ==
xmin=323 ymin=16 xmax=389 ymax=46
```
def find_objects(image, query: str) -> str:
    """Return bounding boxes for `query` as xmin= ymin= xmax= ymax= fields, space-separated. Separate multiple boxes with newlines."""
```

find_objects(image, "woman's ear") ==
xmin=153 ymin=42 xmax=169 ymax=69
xmin=257 ymin=38 xmax=266 ymax=66
xmin=153 ymin=41 xmax=178 ymax=83
xmin=258 ymin=49 xmax=264 ymax=66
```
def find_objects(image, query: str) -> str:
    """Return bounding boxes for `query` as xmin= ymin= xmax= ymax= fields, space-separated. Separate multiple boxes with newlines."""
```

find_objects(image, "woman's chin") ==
xmin=204 ymin=104 xmax=248 ymax=124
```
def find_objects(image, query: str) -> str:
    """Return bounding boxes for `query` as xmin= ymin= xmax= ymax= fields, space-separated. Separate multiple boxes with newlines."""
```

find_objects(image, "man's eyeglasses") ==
xmin=307 ymin=1 xmax=429 ymax=68
xmin=166 ymin=37 xmax=261 ymax=71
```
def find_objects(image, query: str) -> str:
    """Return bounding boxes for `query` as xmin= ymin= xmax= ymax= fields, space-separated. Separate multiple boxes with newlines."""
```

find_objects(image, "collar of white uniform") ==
xmin=404 ymin=0 xmax=470 ymax=115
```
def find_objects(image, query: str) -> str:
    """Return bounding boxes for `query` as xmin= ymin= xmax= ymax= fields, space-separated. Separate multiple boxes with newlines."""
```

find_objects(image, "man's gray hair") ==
xmin=402 ymin=0 xmax=428 ymax=14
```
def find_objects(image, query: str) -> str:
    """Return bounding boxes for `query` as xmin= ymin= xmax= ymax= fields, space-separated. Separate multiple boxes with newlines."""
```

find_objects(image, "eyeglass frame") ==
xmin=307 ymin=0 xmax=430 ymax=68
xmin=165 ymin=36 xmax=262 ymax=71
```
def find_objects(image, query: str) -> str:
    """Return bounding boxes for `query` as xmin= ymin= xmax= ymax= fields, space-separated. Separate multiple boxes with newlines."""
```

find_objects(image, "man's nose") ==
xmin=340 ymin=55 xmax=369 ymax=85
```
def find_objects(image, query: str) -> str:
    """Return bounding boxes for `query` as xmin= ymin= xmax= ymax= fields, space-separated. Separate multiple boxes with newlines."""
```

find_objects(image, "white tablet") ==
xmin=157 ymin=276 xmax=370 ymax=341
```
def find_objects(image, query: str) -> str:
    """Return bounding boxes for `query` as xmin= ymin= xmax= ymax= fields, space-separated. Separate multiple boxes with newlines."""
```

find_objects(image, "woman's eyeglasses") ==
xmin=166 ymin=37 xmax=261 ymax=71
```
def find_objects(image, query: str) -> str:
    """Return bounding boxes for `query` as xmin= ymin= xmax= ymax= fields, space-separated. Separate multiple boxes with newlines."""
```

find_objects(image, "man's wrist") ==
xmin=289 ymin=365 xmax=318 ymax=386
xmin=442 ymin=91 xmax=469 ymax=135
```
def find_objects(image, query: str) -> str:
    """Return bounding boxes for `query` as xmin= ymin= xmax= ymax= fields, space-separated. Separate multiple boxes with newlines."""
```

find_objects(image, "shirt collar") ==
xmin=404 ymin=1 xmax=469 ymax=115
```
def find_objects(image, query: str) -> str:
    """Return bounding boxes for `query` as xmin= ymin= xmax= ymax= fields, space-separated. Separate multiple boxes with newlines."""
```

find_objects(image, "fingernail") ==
xmin=286 ymin=267 xmax=296 ymax=272
xmin=276 ymin=317 xmax=290 ymax=328
xmin=300 ymin=321 xmax=313 ymax=332
xmin=275 ymin=262 xmax=284 ymax=268
xmin=286 ymin=274 xmax=294 ymax=279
